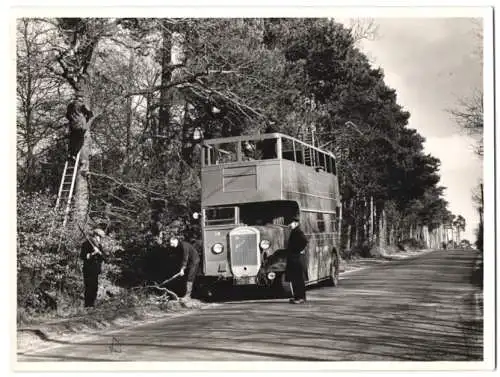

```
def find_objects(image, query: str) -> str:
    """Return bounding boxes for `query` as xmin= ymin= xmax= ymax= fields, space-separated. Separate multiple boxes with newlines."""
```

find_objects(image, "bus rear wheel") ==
xmin=329 ymin=249 xmax=340 ymax=287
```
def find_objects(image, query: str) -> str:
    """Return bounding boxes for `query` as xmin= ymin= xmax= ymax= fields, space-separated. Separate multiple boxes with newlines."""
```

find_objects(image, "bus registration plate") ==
xmin=235 ymin=276 xmax=255 ymax=285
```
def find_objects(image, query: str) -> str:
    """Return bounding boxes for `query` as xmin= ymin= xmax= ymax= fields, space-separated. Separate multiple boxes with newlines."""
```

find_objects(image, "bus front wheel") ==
xmin=274 ymin=273 xmax=293 ymax=298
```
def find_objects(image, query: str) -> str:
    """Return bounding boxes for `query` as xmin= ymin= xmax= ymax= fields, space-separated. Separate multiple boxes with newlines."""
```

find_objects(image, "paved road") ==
xmin=18 ymin=249 xmax=483 ymax=362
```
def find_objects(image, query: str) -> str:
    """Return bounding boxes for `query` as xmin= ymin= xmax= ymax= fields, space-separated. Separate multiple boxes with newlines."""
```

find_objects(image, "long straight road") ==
xmin=18 ymin=249 xmax=483 ymax=362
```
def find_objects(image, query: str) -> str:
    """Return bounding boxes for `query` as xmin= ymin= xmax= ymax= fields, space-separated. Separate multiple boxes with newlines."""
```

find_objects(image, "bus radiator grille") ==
xmin=230 ymin=233 xmax=259 ymax=266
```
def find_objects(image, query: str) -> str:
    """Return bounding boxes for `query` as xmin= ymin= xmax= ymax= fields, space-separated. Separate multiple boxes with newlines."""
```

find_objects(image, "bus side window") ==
xmin=210 ymin=148 xmax=217 ymax=165
xmin=273 ymin=216 xmax=284 ymax=225
xmin=317 ymin=212 xmax=325 ymax=232
xmin=304 ymin=146 xmax=313 ymax=167
xmin=216 ymin=142 xmax=238 ymax=164
xmin=294 ymin=141 xmax=304 ymax=164
xmin=323 ymin=213 xmax=331 ymax=232
xmin=241 ymin=141 xmax=256 ymax=161
xmin=332 ymin=209 xmax=340 ymax=232
xmin=300 ymin=212 xmax=315 ymax=234
xmin=332 ymin=157 xmax=337 ymax=175
xmin=258 ymin=137 xmax=277 ymax=159
xmin=326 ymin=156 xmax=333 ymax=174
xmin=202 ymin=146 xmax=208 ymax=166
xmin=335 ymin=206 xmax=340 ymax=231
xmin=315 ymin=152 xmax=326 ymax=172
xmin=282 ymin=138 xmax=295 ymax=162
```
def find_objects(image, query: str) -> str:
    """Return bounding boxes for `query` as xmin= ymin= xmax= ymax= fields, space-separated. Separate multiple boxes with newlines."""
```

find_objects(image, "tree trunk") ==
xmin=156 ymin=24 xmax=173 ymax=154
xmin=347 ymin=224 xmax=352 ymax=251
xmin=126 ymin=52 xmax=134 ymax=153
xmin=378 ymin=206 xmax=386 ymax=248
xmin=150 ymin=24 xmax=172 ymax=234
xmin=340 ymin=199 xmax=349 ymax=251
xmin=151 ymin=23 xmax=186 ymax=234
xmin=369 ymin=196 xmax=374 ymax=243
xmin=70 ymin=78 xmax=93 ymax=237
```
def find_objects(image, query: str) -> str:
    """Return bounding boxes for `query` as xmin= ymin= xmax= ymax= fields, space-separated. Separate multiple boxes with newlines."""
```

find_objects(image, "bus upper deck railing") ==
xmin=202 ymin=133 xmax=336 ymax=157
xmin=201 ymin=132 xmax=337 ymax=175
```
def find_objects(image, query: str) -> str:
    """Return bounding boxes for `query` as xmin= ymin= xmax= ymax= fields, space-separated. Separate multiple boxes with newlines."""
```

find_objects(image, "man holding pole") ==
xmin=80 ymin=228 xmax=106 ymax=308
xmin=168 ymin=235 xmax=200 ymax=301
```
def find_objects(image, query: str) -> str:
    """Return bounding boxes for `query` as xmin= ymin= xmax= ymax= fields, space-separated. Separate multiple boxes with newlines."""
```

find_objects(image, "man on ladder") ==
xmin=66 ymin=91 xmax=93 ymax=162
xmin=52 ymin=91 xmax=96 ymax=230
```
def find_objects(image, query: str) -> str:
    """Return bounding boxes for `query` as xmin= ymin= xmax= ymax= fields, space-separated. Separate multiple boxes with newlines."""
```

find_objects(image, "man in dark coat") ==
xmin=169 ymin=235 xmax=200 ymax=300
xmin=66 ymin=92 xmax=94 ymax=161
xmin=285 ymin=216 xmax=309 ymax=304
xmin=80 ymin=228 xmax=105 ymax=308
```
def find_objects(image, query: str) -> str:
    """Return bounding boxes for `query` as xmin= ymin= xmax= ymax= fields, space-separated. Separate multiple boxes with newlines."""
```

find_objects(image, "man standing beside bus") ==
xmin=285 ymin=216 xmax=309 ymax=304
xmin=169 ymin=235 xmax=200 ymax=301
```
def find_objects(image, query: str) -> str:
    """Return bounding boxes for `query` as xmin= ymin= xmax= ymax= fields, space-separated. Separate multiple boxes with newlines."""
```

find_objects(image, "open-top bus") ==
xmin=197 ymin=132 xmax=342 ymax=297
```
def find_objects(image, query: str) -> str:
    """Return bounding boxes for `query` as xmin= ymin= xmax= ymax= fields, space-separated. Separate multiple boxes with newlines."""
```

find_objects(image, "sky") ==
xmin=339 ymin=17 xmax=483 ymax=241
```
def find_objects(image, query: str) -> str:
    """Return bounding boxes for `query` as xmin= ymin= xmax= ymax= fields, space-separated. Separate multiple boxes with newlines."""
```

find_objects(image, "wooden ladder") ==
xmin=54 ymin=152 xmax=80 ymax=229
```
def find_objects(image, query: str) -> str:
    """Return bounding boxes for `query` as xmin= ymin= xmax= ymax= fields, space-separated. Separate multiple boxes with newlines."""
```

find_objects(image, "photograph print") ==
xmin=14 ymin=7 xmax=493 ymax=371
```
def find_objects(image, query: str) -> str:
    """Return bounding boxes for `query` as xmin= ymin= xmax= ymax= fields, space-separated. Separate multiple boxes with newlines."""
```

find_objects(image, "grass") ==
xmin=17 ymin=288 xmax=188 ymax=330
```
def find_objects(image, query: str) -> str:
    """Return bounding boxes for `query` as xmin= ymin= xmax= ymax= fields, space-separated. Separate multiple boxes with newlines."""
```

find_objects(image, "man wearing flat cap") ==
xmin=285 ymin=215 xmax=309 ymax=304
xmin=80 ymin=228 xmax=106 ymax=307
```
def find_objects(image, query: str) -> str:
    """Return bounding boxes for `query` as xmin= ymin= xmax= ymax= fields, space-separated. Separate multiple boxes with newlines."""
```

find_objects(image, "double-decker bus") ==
xmin=197 ymin=132 xmax=342 ymax=297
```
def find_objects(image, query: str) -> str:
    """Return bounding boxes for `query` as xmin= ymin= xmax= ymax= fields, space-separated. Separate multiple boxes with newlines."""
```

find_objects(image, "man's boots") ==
xmin=182 ymin=282 xmax=193 ymax=301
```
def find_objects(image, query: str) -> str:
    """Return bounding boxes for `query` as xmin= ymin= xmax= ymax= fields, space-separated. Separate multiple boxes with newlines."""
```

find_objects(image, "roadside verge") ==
xmin=16 ymin=299 xmax=210 ymax=356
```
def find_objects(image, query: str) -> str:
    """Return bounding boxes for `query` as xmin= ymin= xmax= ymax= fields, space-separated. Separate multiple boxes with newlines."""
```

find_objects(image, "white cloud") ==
xmin=424 ymin=134 xmax=482 ymax=172
xmin=424 ymin=135 xmax=482 ymax=241
xmin=337 ymin=17 xmax=483 ymax=241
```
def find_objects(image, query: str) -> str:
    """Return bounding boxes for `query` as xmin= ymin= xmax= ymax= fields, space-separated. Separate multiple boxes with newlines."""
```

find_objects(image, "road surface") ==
xmin=18 ymin=249 xmax=483 ymax=362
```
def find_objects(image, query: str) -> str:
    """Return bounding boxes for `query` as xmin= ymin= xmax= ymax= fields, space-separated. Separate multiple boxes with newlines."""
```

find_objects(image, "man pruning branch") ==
xmin=168 ymin=235 xmax=200 ymax=301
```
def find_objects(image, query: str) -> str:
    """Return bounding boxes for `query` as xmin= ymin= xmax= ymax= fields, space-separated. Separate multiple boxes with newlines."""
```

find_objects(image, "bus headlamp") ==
xmin=212 ymin=243 xmax=224 ymax=254
xmin=267 ymin=272 xmax=276 ymax=280
xmin=259 ymin=239 xmax=271 ymax=250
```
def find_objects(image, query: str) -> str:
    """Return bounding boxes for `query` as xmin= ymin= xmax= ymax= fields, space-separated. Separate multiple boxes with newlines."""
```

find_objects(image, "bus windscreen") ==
xmin=204 ymin=206 xmax=237 ymax=226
